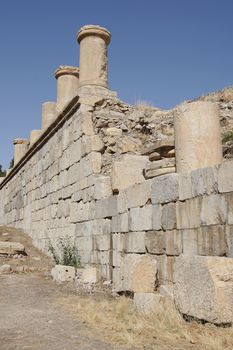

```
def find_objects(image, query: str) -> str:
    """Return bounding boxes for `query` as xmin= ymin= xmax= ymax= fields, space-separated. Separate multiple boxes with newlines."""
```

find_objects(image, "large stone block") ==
xmin=161 ymin=203 xmax=176 ymax=230
xmin=182 ymin=229 xmax=198 ymax=255
xmin=151 ymin=173 xmax=178 ymax=204
xmin=178 ymin=173 xmax=192 ymax=201
xmin=114 ymin=254 xmax=157 ymax=293
xmin=111 ymin=154 xmax=148 ymax=192
xmin=126 ymin=181 xmax=151 ymax=209
xmin=198 ymin=225 xmax=227 ymax=256
xmin=152 ymin=204 xmax=162 ymax=230
xmin=145 ymin=231 xmax=164 ymax=255
xmin=124 ymin=231 xmax=145 ymax=253
xmin=129 ymin=205 xmax=152 ymax=231
xmin=191 ymin=166 xmax=218 ymax=197
xmin=200 ymin=194 xmax=227 ymax=225
xmin=0 ymin=241 xmax=25 ymax=255
xmin=218 ymin=161 xmax=233 ymax=193
xmin=112 ymin=212 xmax=128 ymax=232
xmin=94 ymin=175 xmax=112 ymax=200
xmin=176 ymin=198 xmax=201 ymax=229
xmin=174 ymin=255 xmax=233 ymax=324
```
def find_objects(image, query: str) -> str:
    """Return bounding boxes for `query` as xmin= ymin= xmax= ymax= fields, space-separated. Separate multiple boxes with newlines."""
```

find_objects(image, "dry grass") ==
xmin=57 ymin=294 xmax=233 ymax=350
xmin=134 ymin=100 xmax=158 ymax=113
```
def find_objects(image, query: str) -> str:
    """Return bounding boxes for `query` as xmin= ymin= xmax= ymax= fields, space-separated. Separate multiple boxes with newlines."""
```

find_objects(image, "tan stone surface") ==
xmin=13 ymin=138 xmax=29 ymax=164
xmin=42 ymin=102 xmax=57 ymax=129
xmin=175 ymin=101 xmax=222 ymax=173
xmin=0 ymin=241 xmax=25 ymax=255
xmin=174 ymin=255 xmax=233 ymax=324
xmin=77 ymin=25 xmax=111 ymax=88
xmin=29 ymin=130 xmax=41 ymax=146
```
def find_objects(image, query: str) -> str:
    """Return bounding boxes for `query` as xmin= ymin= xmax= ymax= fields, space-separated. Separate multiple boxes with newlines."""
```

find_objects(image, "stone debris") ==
xmin=0 ymin=241 xmax=25 ymax=256
xmin=143 ymin=139 xmax=176 ymax=179
xmin=51 ymin=265 xmax=76 ymax=283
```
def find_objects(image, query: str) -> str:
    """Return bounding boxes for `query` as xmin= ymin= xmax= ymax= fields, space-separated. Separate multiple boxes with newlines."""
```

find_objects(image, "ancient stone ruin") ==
xmin=1 ymin=24 xmax=233 ymax=325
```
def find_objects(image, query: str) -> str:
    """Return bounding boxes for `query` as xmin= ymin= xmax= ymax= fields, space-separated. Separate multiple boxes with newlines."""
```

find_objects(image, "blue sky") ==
xmin=0 ymin=0 xmax=232 ymax=168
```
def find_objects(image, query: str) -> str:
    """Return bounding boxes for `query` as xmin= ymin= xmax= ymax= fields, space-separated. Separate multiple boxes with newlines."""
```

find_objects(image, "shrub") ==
xmin=48 ymin=236 xmax=81 ymax=268
xmin=223 ymin=130 xmax=233 ymax=143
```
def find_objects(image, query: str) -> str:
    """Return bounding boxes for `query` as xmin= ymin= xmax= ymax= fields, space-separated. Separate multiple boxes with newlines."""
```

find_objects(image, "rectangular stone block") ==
xmin=226 ymin=225 xmax=233 ymax=257
xmin=225 ymin=193 xmax=233 ymax=225
xmin=161 ymin=202 xmax=176 ymax=230
xmin=154 ymin=255 xmax=174 ymax=285
xmin=191 ymin=166 xmax=218 ymax=197
xmin=151 ymin=173 xmax=178 ymax=204
xmin=126 ymin=181 xmax=151 ymax=209
xmin=165 ymin=230 xmax=182 ymax=256
xmin=152 ymin=204 xmax=162 ymax=230
xmin=95 ymin=196 xmax=118 ymax=218
xmin=145 ymin=231 xmax=164 ymax=255
xmin=117 ymin=190 xmax=128 ymax=214
xmin=94 ymin=175 xmax=112 ymax=200
xmin=198 ymin=225 xmax=227 ymax=256
xmin=218 ymin=161 xmax=233 ymax=193
xmin=129 ymin=205 xmax=153 ymax=231
xmin=93 ymin=233 xmax=111 ymax=251
xmin=112 ymin=233 xmax=125 ymax=251
xmin=124 ymin=231 xmax=145 ymax=253
xmin=176 ymin=197 xmax=201 ymax=229
xmin=112 ymin=212 xmax=128 ymax=232
xmin=200 ymin=194 xmax=227 ymax=226
xmin=182 ymin=229 xmax=198 ymax=255
xmin=178 ymin=173 xmax=192 ymax=200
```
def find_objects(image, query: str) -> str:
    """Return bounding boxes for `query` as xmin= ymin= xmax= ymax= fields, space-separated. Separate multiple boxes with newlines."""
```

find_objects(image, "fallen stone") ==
xmin=149 ymin=152 xmax=161 ymax=161
xmin=0 ymin=264 xmax=11 ymax=274
xmin=174 ymin=255 xmax=233 ymax=324
xmin=0 ymin=241 xmax=25 ymax=255
xmin=145 ymin=167 xmax=175 ymax=179
xmin=51 ymin=265 xmax=75 ymax=283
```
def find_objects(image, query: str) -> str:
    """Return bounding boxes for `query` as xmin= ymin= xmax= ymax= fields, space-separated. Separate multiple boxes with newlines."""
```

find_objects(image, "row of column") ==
xmin=13 ymin=25 xmax=111 ymax=164
xmin=11 ymin=24 xmax=223 ymax=173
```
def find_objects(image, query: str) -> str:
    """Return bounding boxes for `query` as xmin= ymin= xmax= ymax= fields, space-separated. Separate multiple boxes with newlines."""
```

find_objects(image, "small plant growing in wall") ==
xmin=48 ymin=236 xmax=81 ymax=268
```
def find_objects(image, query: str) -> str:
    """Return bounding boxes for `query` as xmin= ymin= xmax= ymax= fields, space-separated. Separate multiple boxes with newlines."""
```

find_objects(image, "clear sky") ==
xmin=0 ymin=0 xmax=232 ymax=168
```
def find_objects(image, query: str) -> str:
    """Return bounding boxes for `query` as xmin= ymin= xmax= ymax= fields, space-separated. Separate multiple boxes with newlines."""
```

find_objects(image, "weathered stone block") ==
xmin=174 ymin=255 xmax=233 ymax=324
xmin=218 ymin=161 xmax=233 ymax=193
xmin=114 ymin=254 xmax=157 ymax=293
xmin=124 ymin=231 xmax=145 ymax=253
xmin=154 ymin=255 xmax=174 ymax=285
xmin=226 ymin=225 xmax=233 ymax=257
xmin=161 ymin=203 xmax=176 ymax=230
xmin=94 ymin=176 xmax=112 ymax=200
xmin=129 ymin=205 xmax=152 ymax=231
xmin=126 ymin=181 xmax=151 ymax=209
xmin=76 ymin=267 xmax=100 ymax=284
xmin=93 ymin=233 xmax=111 ymax=251
xmin=201 ymin=194 xmax=227 ymax=225
xmin=145 ymin=231 xmax=164 ymax=255
xmin=182 ymin=229 xmax=198 ymax=255
xmin=152 ymin=204 xmax=162 ymax=230
xmin=112 ymin=212 xmax=128 ymax=232
xmin=111 ymin=155 xmax=148 ymax=192
xmin=176 ymin=198 xmax=201 ymax=229
xmin=165 ymin=230 xmax=182 ymax=256
xmin=198 ymin=226 xmax=227 ymax=256
xmin=0 ymin=241 xmax=25 ymax=255
xmin=151 ymin=173 xmax=178 ymax=204
xmin=191 ymin=166 xmax=218 ymax=197
xmin=178 ymin=173 xmax=192 ymax=200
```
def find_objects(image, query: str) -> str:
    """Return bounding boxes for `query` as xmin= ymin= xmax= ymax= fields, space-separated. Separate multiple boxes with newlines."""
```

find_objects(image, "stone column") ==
xmin=174 ymin=101 xmax=223 ymax=173
xmin=77 ymin=25 xmax=111 ymax=89
xmin=55 ymin=65 xmax=79 ymax=114
xmin=29 ymin=130 xmax=41 ymax=145
xmin=13 ymin=139 xmax=29 ymax=164
xmin=42 ymin=102 xmax=56 ymax=130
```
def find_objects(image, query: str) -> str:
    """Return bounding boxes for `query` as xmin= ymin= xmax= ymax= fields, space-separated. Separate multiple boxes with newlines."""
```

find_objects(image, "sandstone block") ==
xmin=129 ymin=205 xmax=152 ymax=231
xmin=112 ymin=212 xmax=128 ymax=232
xmin=154 ymin=255 xmax=174 ymax=285
xmin=145 ymin=167 xmax=175 ymax=179
xmin=76 ymin=267 xmax=100 ymax=284
xmin=226 ymin=225 xmax=233 ymax=257
xmin=124 ymin=231 xmax=145 ymax=253
xmin=201 ymin=194 xmax=227 ymax=225
xmin=174 ymin=255 xmax=233 ymax=324
xmin=94 ymin=176 xmax=112 ymax=200
xmin=152 ymin=204 xmax=162 ymax=230
xmin=182 ymin=229 xmax=198 ymax=255
xmin=161 ymin=203 xmax=176 ymax=230
xmin=111 ymin=155 xmax=148 ymax=192
xmin=165 ymin=230 xmax=182 ymax=256
xmin=151 ymin=173 xmax=178 ymax=204
xmin=176 ymin=197 xmax=201 ymax=229
xmin=126 ymin=181 xmax=151 ymax=209
xmin=145 ymin=231 xmax=164 ymax=255
xmin=115 ymin=254 xmax=157 ymax=293
xmin=218 ymin=161 xmax=233 ymax=193
xmin=198 ymin=225 xmax=227 ymax=256
xmin=178 ymin=173 xmax=192 ymax=200
xmin=225 ymin=193 xmax=233 ymax=225
xmin=191 ymin=166 xmax=218 ymax=197
xmin=51 ymin=265 xmax=75 ymax=283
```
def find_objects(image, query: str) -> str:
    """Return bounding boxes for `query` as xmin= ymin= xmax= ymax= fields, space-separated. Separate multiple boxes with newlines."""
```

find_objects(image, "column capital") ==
xmin=77 ymin=25 xmax=111 ymax=45
xmin=55 ymin=65 xmax=79 ymax=79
